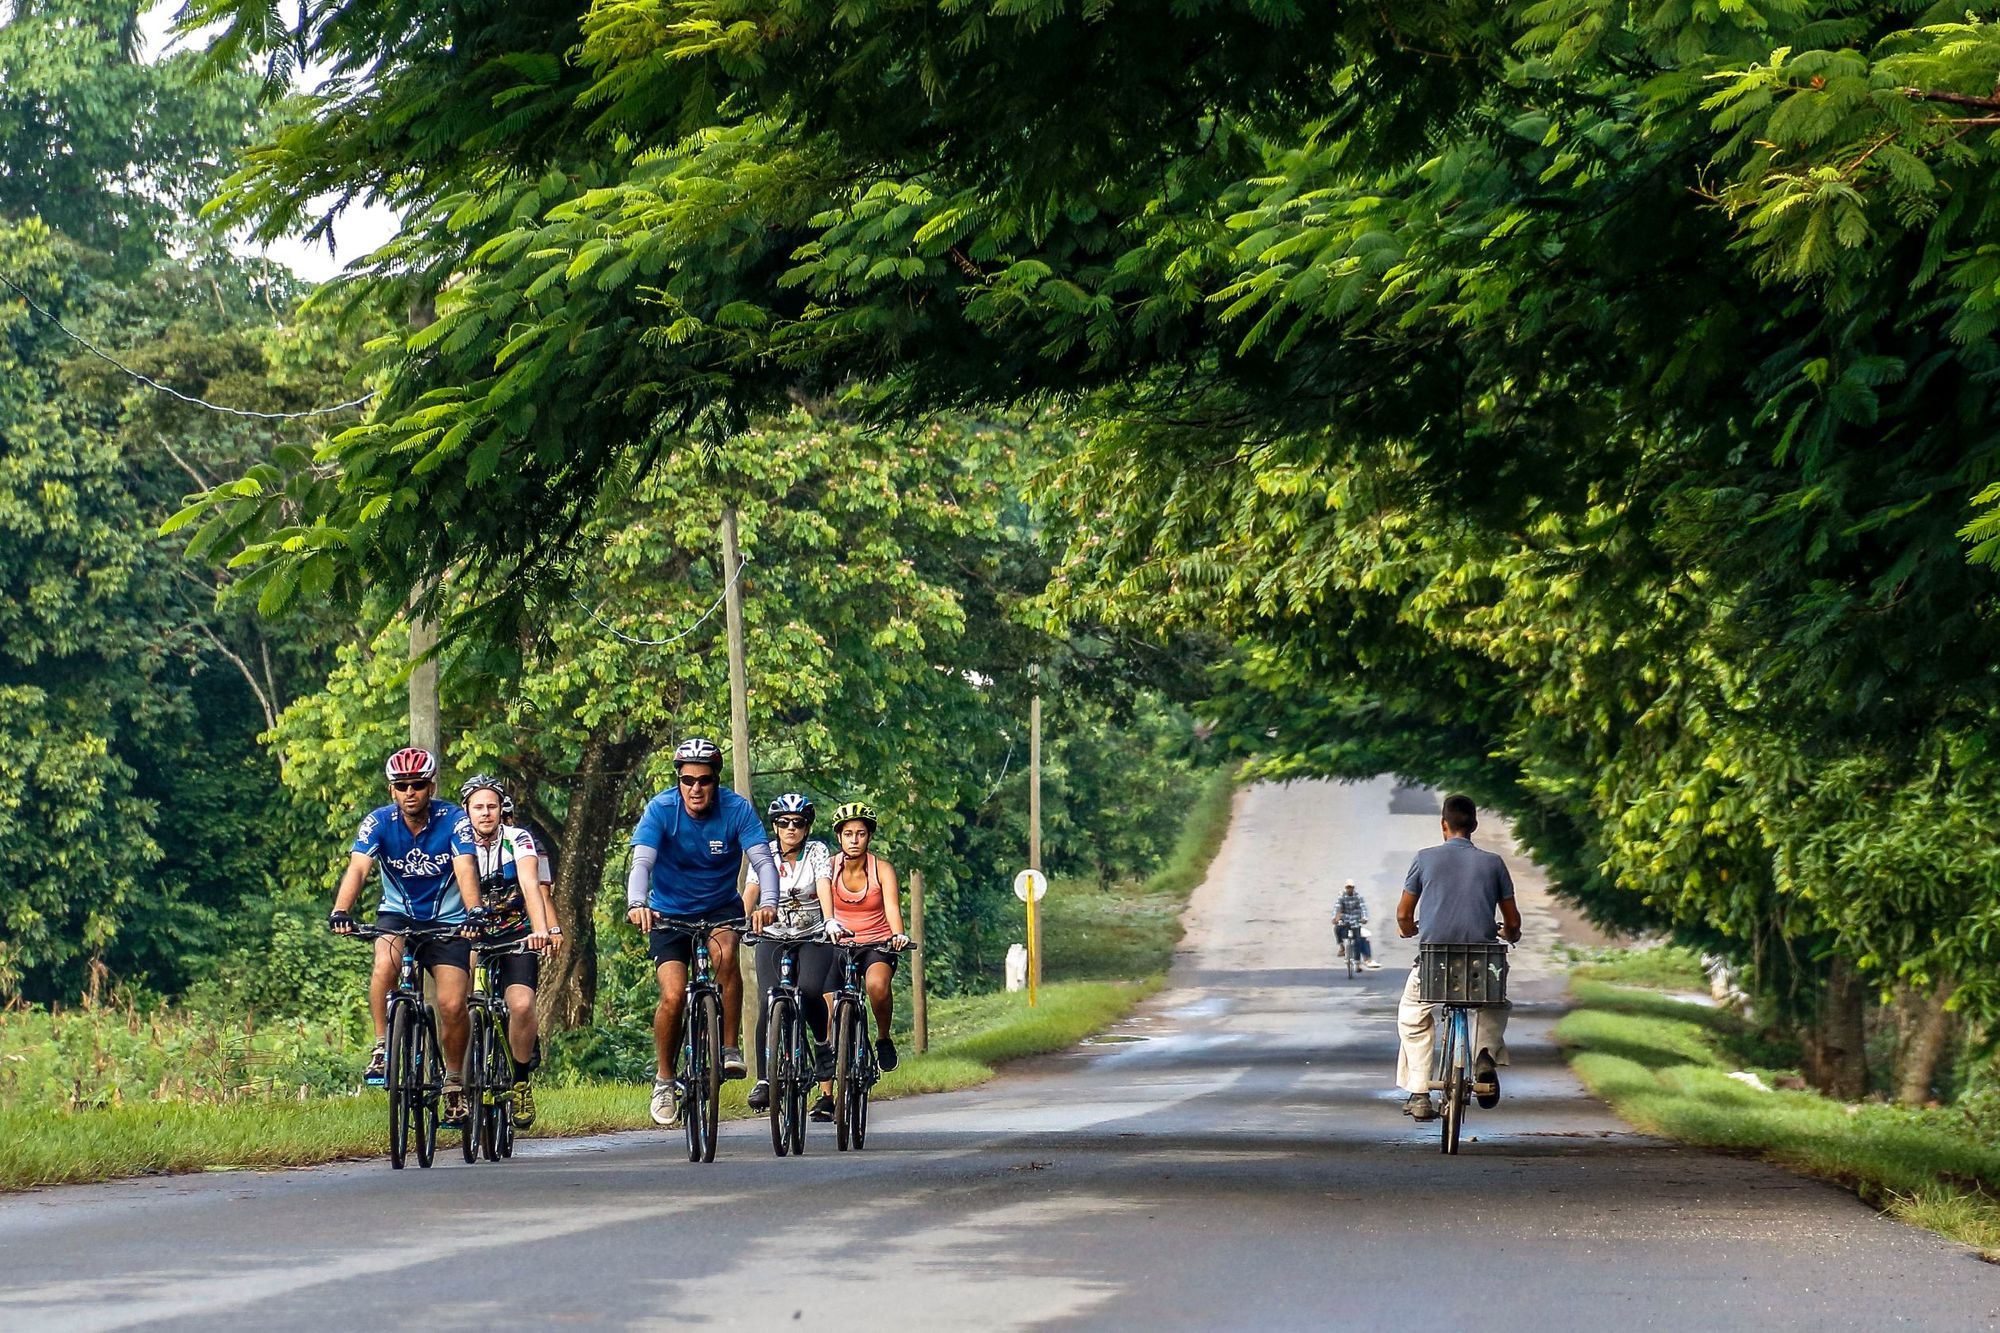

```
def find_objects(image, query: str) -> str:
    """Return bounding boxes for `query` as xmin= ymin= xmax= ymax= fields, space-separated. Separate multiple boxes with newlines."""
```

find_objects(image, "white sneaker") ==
xmin=649 ymin=1077 xmax=682 ymax=1128
xmin=1365 ymin=960 xmax=1382 ymax=970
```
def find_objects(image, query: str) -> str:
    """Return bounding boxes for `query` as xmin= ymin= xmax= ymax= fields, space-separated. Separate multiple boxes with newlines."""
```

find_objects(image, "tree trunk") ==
xmin=537 ymin=728 xmax=658 ymax=1032
xmin=1802 ymin=956 xmax=1868 ymax=1100
xmin=1894 ymin=979 xmax=1957 ymax=1107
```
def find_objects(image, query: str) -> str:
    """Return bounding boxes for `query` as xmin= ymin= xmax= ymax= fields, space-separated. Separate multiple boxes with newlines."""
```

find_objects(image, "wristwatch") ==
xmin=548 ymin=926 xmax=564 ymax=937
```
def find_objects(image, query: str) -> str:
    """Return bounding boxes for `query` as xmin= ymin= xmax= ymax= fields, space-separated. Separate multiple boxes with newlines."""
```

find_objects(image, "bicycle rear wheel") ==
xmin=767 ymin=995 xmax=795 ymax=1158
xmin=415 ymin=1010 xmax=441 ymax=1168
xmin=1440 ymin=1010 xmax=1466 ymax=1156
xmin=832 ymin=1003 xmax=859 ymax=1153
xmin=386 ymin=1001 xmax=412 ymax=1169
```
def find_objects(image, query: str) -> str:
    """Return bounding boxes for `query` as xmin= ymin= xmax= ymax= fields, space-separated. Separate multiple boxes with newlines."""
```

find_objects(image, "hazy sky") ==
xmin=138 ymin=2 xmax=399 ymax=283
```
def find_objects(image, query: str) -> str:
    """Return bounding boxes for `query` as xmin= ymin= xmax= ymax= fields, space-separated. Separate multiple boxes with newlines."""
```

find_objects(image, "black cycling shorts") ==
xmin=833 ymin=945 xmax=898 ymax=982
xmin=478 ymin=932 xmax=541 ymax=990
xmin=648 ymin=917 xmax=747 ymax=968
xmin=372 ymin=912 xmax=472 ymax=973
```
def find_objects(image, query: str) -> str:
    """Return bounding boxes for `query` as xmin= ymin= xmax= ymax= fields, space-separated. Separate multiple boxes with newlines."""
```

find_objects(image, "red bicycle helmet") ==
xmin=385 ymin=747 xmax=439 ymax=783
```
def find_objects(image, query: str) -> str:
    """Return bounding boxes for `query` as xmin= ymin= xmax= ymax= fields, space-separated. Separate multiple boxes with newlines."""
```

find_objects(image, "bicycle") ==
xmin=1336 ymin=922 xmax=1363 ymax=979
xmin=1419 ymin=941 xmax=1509 ymax=1155
xmin=827 ymin=938 xmax=915 ymax=1152
xmin=747 ymin=929 xmax=820 ymax=1158
xmin=654 ymin=916 xmax=741 ymax=1164
xmin=341 ymin=923 xmax=463 ymax=1169
xmin=464 ymin=936 xmax=537 ymax=1164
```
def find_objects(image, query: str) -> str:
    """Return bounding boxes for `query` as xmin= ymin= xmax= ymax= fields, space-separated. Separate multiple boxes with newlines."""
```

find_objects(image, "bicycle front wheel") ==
xmin=850 ymin=1046 xmax=871 ymax=1151
xmin=683 ymin=989 xmax=722 ymax=1163
xmin=415 ymin=1009 xmax=441 ymax=1169
xmin=462 ymin=1010 xmax=487 ymax=1165
xmin=789 ymin=1024 xmax=810 ymax=1156
xmin=832 ymin=1003 xmax=859 ymax=1153
xmin=767 ymin=995 xmax=796 ymax=1158
xmin=386 ymin=1001 xmax=412 ymax=1169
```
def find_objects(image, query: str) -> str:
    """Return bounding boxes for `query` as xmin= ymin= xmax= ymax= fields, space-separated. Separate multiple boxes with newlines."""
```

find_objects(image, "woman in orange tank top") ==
xmin=827 ymin=802 xmax=909 ymax=1077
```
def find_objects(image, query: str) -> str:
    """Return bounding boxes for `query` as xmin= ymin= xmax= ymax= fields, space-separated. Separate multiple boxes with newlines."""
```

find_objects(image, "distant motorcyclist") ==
xmin=1333 ymin=880 xmax=1379 ymax=968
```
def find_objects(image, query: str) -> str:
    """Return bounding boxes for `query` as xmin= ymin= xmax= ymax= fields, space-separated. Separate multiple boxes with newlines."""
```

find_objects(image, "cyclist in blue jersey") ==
xmin=625 ymin=737 xmax=780 ymax=1128
xmin=328 ymin=747 xmax=485 ymax=1120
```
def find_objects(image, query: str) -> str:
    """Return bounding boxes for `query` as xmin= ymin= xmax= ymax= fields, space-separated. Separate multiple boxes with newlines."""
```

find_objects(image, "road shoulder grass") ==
xmin=1 ymin=768 xmax=1237 ymax=1193
xmin=1556 ymin=958 xmax=2000 ymax=1259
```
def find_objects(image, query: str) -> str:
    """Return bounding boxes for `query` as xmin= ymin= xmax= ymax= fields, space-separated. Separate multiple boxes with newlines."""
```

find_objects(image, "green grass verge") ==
xmin=1557 ymin=976 xmax=2000 ymax=1258
xmin=1565 ymin=943 xmax=1709 ymax=991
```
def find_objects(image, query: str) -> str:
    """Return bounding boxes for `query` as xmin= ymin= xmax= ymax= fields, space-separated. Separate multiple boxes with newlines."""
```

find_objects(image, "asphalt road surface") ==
xmin=4 ymin=778 xmax=1996 ymax=1330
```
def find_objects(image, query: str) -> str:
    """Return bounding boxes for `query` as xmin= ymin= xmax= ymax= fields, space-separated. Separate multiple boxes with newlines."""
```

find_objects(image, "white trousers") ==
xmin=1395 ymin=965 xmax=1510 ymax=1095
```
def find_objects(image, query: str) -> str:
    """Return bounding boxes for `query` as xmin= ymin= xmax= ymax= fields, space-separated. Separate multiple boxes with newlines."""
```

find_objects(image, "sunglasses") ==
xmin=773 ymin=816 xmax=809 ymax=830
xmin=678 ymin=774 xmax=718 ymax=790
xmin=390 ymin=779 xmax=430 ymax=792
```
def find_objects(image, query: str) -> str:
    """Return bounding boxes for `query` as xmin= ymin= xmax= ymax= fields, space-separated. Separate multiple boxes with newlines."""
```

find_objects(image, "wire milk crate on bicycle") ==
xmin=1416 ymin=942 xmax=1510 ymax=1007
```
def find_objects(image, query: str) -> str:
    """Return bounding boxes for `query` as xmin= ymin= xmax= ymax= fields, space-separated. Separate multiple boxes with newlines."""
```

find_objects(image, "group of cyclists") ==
xmin=328 ymin=735 xmax=910 ymax=1143
xmin=328 ymin=728 xmax=1520 ymax=1153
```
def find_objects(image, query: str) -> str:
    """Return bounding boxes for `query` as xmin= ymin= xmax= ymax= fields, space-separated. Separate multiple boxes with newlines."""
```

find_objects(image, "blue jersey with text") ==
xmin=629 ymin=787 xmax=767 ymax=916
xmin=353 ymin=800 xmax=477 ymax=923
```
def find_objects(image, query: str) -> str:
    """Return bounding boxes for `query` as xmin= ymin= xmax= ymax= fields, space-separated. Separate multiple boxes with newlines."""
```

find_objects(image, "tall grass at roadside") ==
xmin=1557 ymin=975 xmax=2000 ymax=1256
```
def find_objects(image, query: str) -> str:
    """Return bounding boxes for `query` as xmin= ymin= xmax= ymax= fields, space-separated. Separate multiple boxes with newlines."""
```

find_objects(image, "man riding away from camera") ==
xmin=1395 ymin=793 xmax=1522 ymax=1122
xmin=627 ymin=738 xmax=780 ymax=1129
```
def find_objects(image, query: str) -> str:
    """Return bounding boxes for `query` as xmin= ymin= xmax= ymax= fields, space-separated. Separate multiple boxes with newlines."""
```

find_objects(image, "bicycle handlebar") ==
xmin=338 ymin=921 xmax=471 ymax=941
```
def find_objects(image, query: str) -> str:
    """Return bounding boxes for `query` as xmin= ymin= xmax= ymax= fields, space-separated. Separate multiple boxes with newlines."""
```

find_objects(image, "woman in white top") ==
xmin=749 ymin=793 xmax=837 ymax=1113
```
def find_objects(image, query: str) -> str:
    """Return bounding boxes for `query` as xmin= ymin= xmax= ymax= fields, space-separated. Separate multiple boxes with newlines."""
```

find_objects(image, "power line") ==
xmin=0 ymin=271 xmax=376 ymax=421
xmin=573 ymin=555 xmax=752 ymax=648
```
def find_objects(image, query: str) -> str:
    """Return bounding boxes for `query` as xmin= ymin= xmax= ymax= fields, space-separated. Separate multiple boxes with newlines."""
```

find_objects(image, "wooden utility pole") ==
xmin=910 ymin=869 xmax=927 ymax=1053
xmin=405 ymin=293 xmax=442 ymax=760
xmin=721 ymin=504 xmax=758 ymax=1044
xmin=409 ymin=591 xmax=440 ymax=756
xmin=1028 ymin=663 xmax=1042 ymax=993
xmin=721 ymin=506 xmax=753 ymax=801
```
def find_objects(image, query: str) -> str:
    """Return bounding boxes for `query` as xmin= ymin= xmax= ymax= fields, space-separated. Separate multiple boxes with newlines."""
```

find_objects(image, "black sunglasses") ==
xmin=773 ymin=816 xmax=809 ymax=829
xmin=390 ymin=779 xmax=430 ymax=792
xmin=678 ymin=774 xmax=718 ymax=790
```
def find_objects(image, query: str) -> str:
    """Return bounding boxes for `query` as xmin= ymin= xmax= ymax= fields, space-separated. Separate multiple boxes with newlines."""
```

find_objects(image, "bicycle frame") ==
xmin=342 ymin=923 xmax=461 ymax=1169
xmin=466 ymin=936 xmax=534 ymax=1163
xmin=748 ymin=931 xmax=817 ymax=1157
xmin=654 ymin=917 xmax=738 ymax=1164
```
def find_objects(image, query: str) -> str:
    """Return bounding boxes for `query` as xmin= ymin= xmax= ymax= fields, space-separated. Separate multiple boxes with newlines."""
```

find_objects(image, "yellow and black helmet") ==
xmin=830 ymin=801 xmax=878 ymax=832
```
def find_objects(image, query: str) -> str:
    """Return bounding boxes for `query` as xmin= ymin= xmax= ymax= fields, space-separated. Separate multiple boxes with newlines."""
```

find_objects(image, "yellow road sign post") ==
xmin=1014 ymin=869 xmax=1048 ymax=1008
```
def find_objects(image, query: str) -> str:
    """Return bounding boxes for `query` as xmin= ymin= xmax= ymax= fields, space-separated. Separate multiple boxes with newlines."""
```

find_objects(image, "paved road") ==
xmin=3 ymin=778 xmax=1995 ymax=1330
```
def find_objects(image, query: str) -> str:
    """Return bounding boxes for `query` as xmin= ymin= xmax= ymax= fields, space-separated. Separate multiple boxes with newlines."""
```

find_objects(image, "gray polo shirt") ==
xmin=1403 ymin=836 xmax=1515 ymax=944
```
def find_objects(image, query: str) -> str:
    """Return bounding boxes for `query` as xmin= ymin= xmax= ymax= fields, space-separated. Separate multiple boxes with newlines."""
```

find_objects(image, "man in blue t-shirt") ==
xmin=625 ymin=737 xmax=780 ymax=1129
xmin=1394 ymin=793 xmax=1523 ymax=1122
xmin=328 ymin=747 xmax=484 ymax=1111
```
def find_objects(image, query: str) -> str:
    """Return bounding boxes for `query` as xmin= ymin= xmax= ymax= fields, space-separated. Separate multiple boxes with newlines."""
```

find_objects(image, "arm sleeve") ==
xmin=809 ymin=841 xmax=831 ymax=881
xmin=627 ymin=844 xmax=656 ymax=911
xmin=450 ymin=815 xmax=478 ymax=857
xmin=1496 ymin=857 xmax=1516 ymax=901
xmin=745 ymin=839 xmax=780 ymax=910
xmin=1403 ymin=856 xmax=1423 ymax=900
xmin=352 ymin=812 xmax=381 ymax=858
